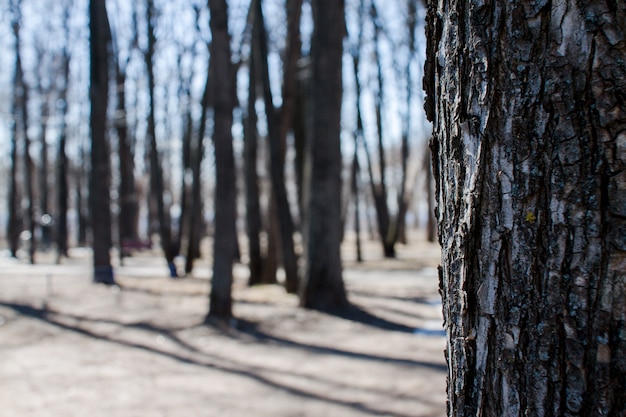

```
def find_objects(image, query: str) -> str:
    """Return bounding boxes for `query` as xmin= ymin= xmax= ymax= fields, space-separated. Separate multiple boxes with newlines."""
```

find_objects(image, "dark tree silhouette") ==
xmin=251 ymin=0 xmax=300 ymax=293
xmin=55 ymin=4 xmax=71 ymax=261
xmin=299 ymin=0 xmax=348 ymax=311
xmin=145 ymin=0 xmax=176 ymax=277
xmin=89 ymin=0 xmax=115 ymax=284
xmin=207 ymin=0 xmax=238 ymax=318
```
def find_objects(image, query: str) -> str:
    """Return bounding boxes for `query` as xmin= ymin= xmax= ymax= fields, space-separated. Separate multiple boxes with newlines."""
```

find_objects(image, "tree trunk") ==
xmin=252 ymin=0 xmax=300 ymax=294
xmin=424 ymin=145 xmax=436 ymax=243
xmin=56 ymin=42 xmax=70 ymax=261
xmin=185 ymin=45 xmax=212 ymax=276
xmin=207 ymin=0 xmax=237 ymax=319
xmin=37 ymin=81 xmax=51 ymax=250
xmin=425 ymin=0 xmax=626 ymax=415
xmin=19 ymin=53 xmax=35 ymax=265
xmin=116 ymin=63 xmax=139 ymax=247
xmin=89 ymin=0 xmax=115 ymax=284
xmin=7 ymin=2 xmax=23 ymax=258
xmin=244 ymin=37 xmax=263 ymax=286
xmin=145 ymin=0 xmax=176 ymax=277
xmin=300 ymin=0 xmax=348 ymax=311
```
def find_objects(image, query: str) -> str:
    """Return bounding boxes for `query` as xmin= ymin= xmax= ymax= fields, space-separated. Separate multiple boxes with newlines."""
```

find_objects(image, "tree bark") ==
xmin=300 ymin=0 xmax=348 ymax=311
xmin=425 ymin=0 xmax=626 ymax=415
xmin=207 ymin=0 xmax=237 ymax=319
xmin=89 ymin=0 xmax=115 ymax=284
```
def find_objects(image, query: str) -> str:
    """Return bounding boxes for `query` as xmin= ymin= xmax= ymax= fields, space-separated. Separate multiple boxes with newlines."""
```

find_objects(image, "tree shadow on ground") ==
xmin=0 ymin=300 xmax=444 ymax=417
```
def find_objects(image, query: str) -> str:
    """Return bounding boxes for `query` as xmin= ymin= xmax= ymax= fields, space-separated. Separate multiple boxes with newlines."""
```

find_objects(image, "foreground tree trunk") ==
xmin=300 ymin=0 xmax=348 ymax=311
xmin=207 ymin=0 xmax=237 ymax=318
xmin=89 ymin=0 xmax=115 ymax=284
xmin=425 ymin=1 xmax=626 ymax=415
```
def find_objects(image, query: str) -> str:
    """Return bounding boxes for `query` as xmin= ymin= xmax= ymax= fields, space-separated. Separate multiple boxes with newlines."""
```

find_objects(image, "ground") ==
xmin=0 ymin=237 xmax=446 ymax=417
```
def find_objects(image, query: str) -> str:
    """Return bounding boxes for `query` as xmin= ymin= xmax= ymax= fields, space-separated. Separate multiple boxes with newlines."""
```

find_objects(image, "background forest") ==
xmin=0 ymin=0 xmax=433 ymax=313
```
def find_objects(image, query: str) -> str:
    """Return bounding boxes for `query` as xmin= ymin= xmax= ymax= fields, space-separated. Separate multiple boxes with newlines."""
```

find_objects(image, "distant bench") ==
xmin=119 ymin=238 xmax=152 ymax=259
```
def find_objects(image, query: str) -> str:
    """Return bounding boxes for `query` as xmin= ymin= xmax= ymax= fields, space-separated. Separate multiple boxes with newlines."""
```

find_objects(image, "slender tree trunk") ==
xmin=425 ymin=0 xmax=626 ymax=415
xmin=116 ymin=63 xmax=139 ymax=247
xmin=244 ymin=37 xmax=263 ymax=286
xmin=261 ymin=201 xmax=279 ymax=284
xmin=394 ymin=0 xmax=418 ymax=246
xmin=300 ymin=0 xmax=348 ymax=311
xmin=37 ymin=85 xmax=51 ymax=249
xmin=207 ymin=0 xmax=237 ymax=319
xmin=184 ymin=47 xmax=212 ymax=276
xmin=56 ymin=45 xmax=70 ymax=261
xmin=8 ymin=112 xmax=20 ymax=258
xmin=252 ymin=0 xmax=300 ymax=294
xmin=145 ymin=0 xmax=176 ymax=277
xmin=19 ymin=58 xmax=35 ymax=265
xmin=89 ymin=0 xmax=115 ymax=284
xmin=424 ymin=146 xmax=436 ymax=243
xmin=176 ymin=83 xmax=193 ymax=262
xmin=351 ymin=149 xmax=363 ymax=263
xmin=7 ymin=2 xmax=22 ymax=258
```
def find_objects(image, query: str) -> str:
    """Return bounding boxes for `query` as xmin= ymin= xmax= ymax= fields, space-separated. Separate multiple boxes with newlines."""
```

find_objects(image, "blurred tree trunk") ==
xmin=177 ymin=90 xmax=193 ymax=263
xmin=76 ymin=153 xmax=89 ymax=247
xmin=184 ymin=46 xmax=212 ymax=276
xmin=14 ymin=25 xmax=36 ymax=264
xmin=7 ymin=0 xmax=23 ymax=258
xmin=350 ymin=149 xmax=363 ymax=263
xmin=252 ymin=0 xmax=300 ymax=293
xmin=370 ymin=1 xmax=394 ymax=258
xmin=207 ymin=0 xmax=237 ymax=318
xmin=89 ymin=0 xmax=115 ymax=284
xmin=244 ymin=32 xmax=263 ymax=286
xmin=425 ymin=0 xmax=626 ymax=414
xmin=56 ymin=22 xmax=71 ymax=261
xmin=393 ymin=0 xmax=418 ymax=246
xmin=36 ymin=70 xmax=51 ymax=250
xmin=116 ymin=62 xmax=139 ymax=248
xmin=424 ymin=146 xmax=436 ymax=243
xmin=300 ymin=0 xmax=348 ymax=311
xmin=145 ymin=0 xmax=176 ymax=277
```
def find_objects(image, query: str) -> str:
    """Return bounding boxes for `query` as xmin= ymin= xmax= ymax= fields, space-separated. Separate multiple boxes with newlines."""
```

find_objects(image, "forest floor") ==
xmin=0 ymin=235 xmax=446 ymax=417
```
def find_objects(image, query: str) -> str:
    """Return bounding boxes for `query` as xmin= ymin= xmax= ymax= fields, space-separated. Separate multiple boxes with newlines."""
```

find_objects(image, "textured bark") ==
xmin=208 ymin=0 xmax=237 ymax=318
xmin=300 ymin=0 xmax=348 ymax=311
xmin=89 ymin=0 xmax=115 ymax=284
xmin=425 ymin=0 xmax=626 ymax=415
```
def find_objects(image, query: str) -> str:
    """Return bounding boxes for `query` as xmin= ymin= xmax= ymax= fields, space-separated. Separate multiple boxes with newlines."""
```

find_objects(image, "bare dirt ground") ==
xmin=0 ymin=236 xmax=446 ymax=417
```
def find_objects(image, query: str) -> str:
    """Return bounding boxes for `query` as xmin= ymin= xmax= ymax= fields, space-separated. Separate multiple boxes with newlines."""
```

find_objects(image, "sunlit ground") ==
xmin=0 ymin=232 xmax=446 ymax=417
